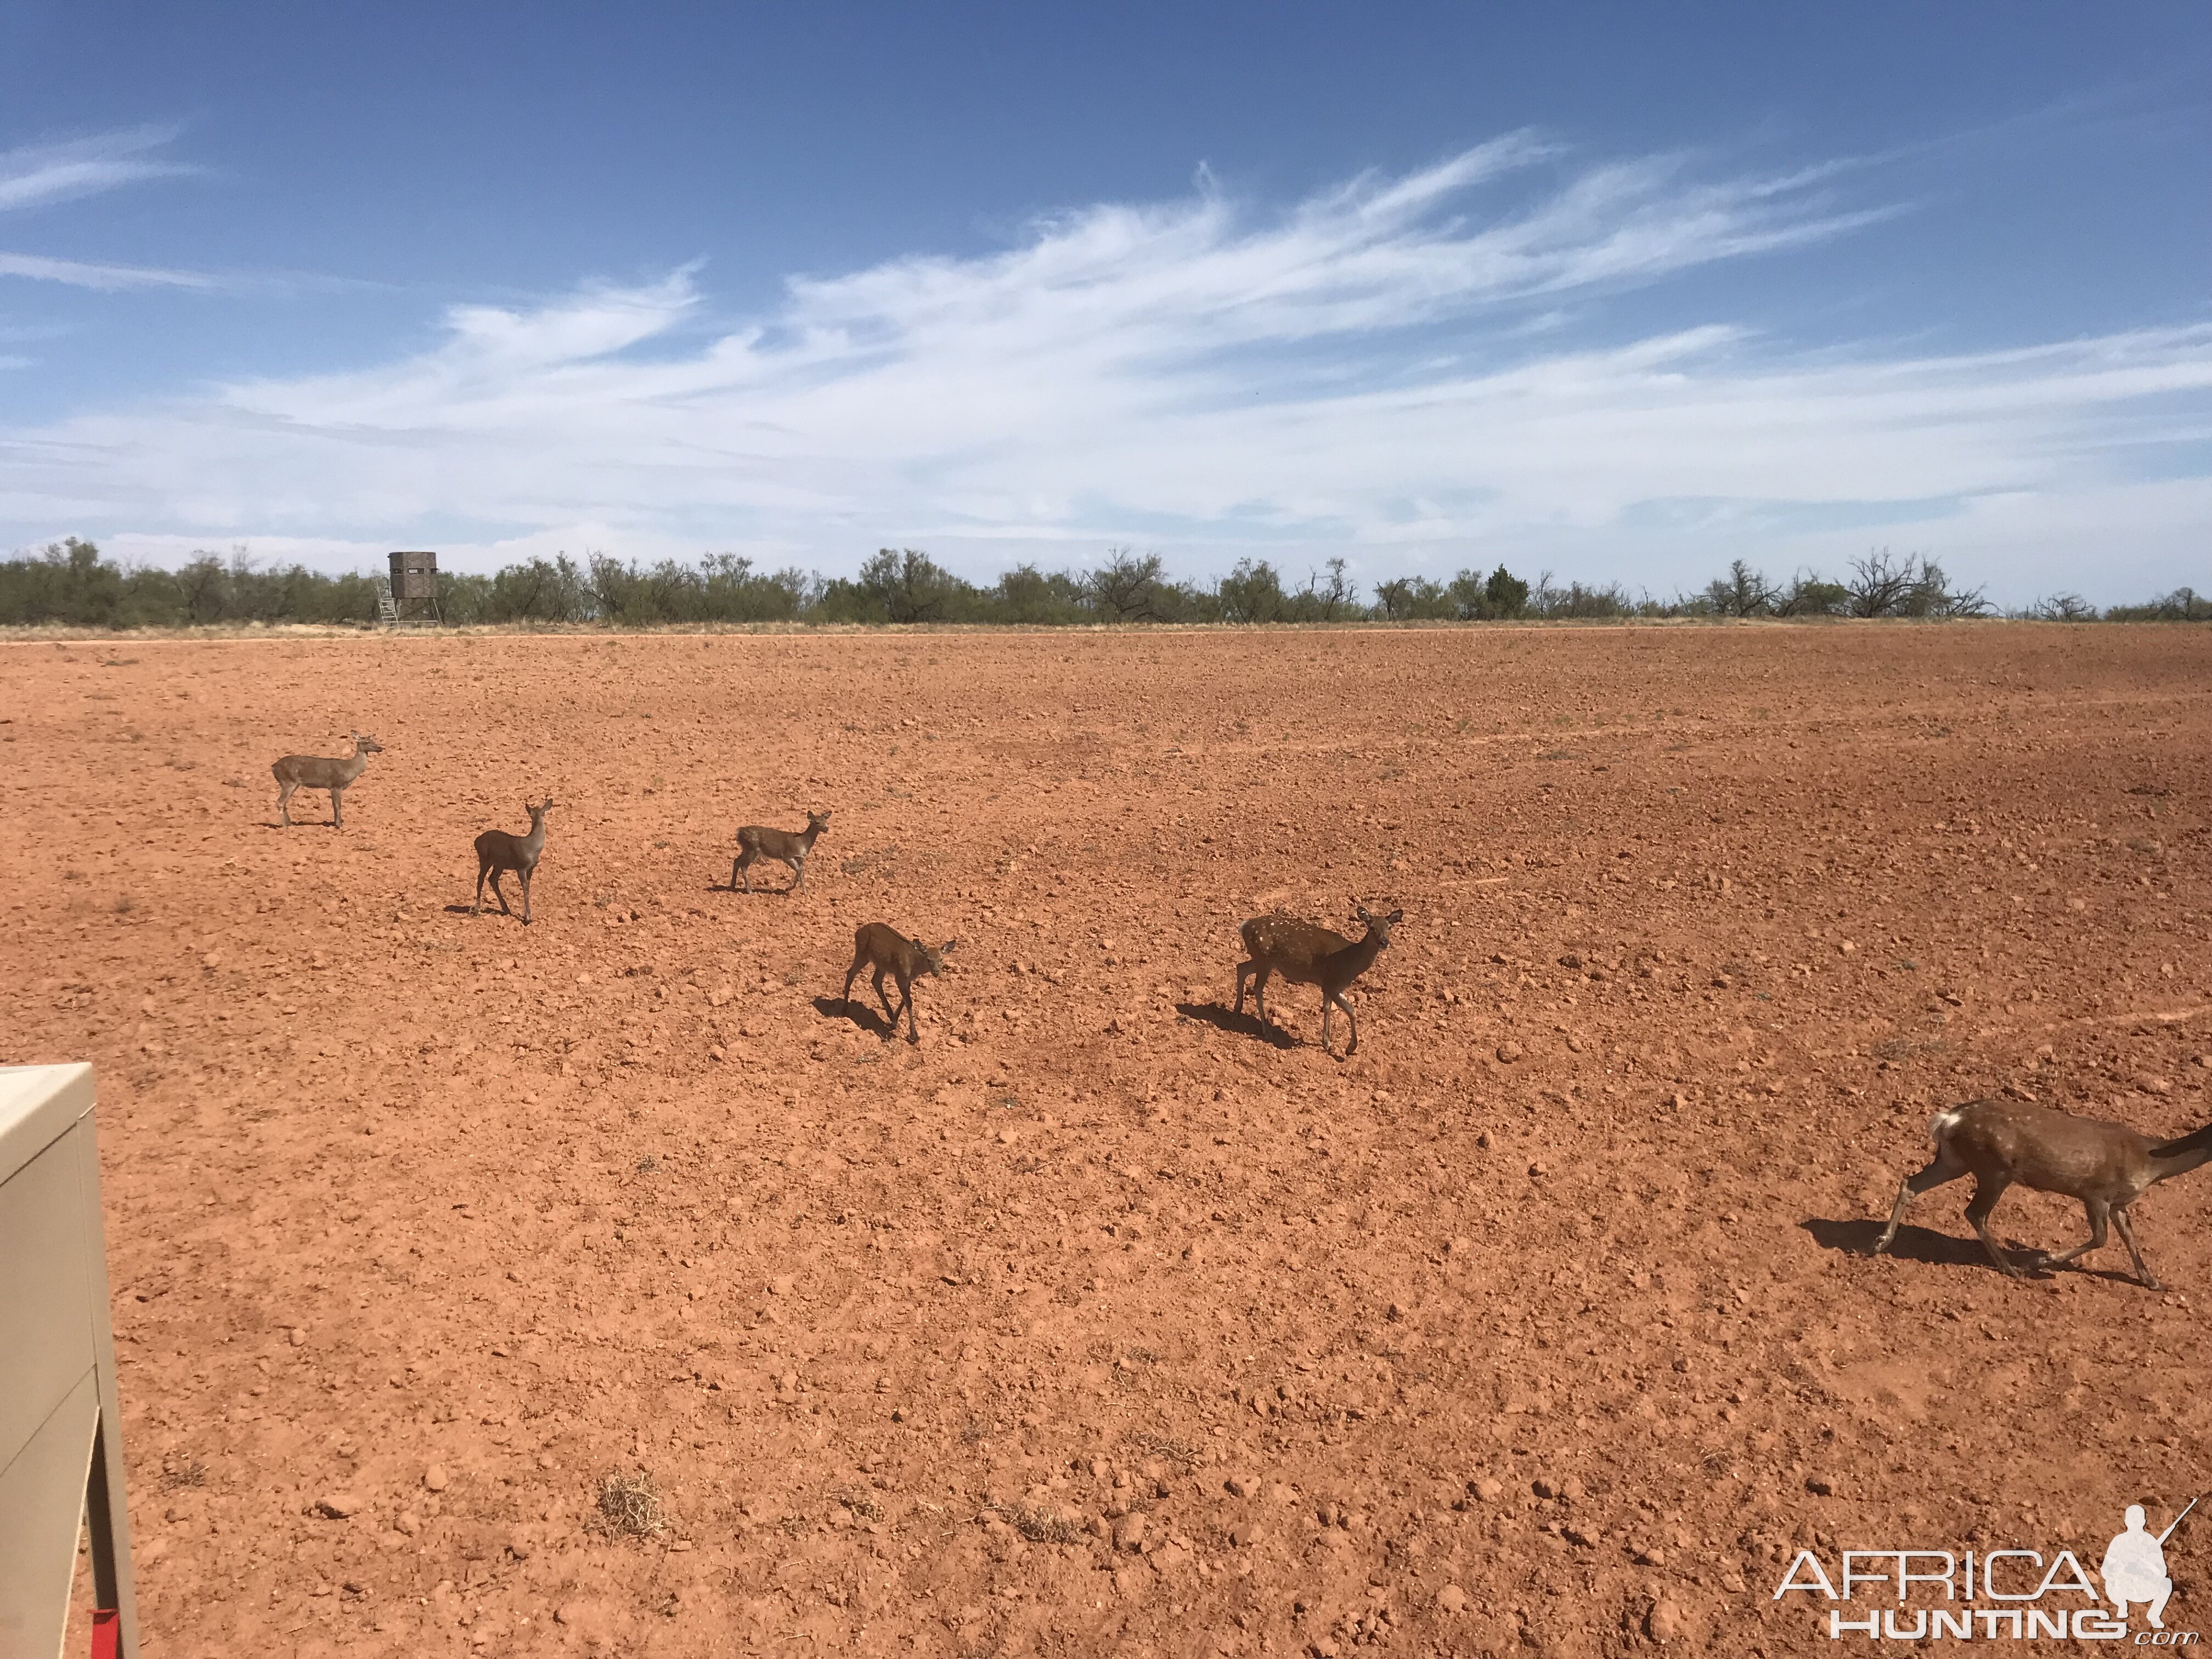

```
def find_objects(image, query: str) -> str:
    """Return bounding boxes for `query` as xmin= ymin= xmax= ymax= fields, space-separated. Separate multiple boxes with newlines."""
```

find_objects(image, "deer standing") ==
xmin=272 ymin=732 xmax=383 ymax=827
xmin=1234 ymin=902 xmax=1402 ymax=1057
xmin=1874 ymin=1097 xmax=2212 ymax=1289
xmin=472 ymin=799 xmax=554 ymax=926
xmin=842 ymin=923 xmax=955 ymax=1043
xmin=732 ymin=809 xmax=831 ymax=893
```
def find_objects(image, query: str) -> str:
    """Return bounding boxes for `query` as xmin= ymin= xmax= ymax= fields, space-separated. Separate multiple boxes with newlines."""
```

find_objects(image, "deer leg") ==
xmin=1871 ymin=1148 xmax=1968 ymax=1254
xmin=1234 ymin=960 xmax=1254 ymax=1015
xmin=1963 ymin=1176 xmax=2024 ymax=1278
xmin=791 ymin=854 xmax=806 ymax=892
xmin=1251 ymin=969 xmax=1273 ymax=1028
xmin=278 ymin=782 xmax=295 ymax=826
xmin=2044 ymin=1197 xmax=2109 ymax=1269
xmin=489 ymin=868 xmax=512 ymax=917
xmin=519 ymin=867 xmax=532 ymax=927
xmin=330 ymin=786 xmax=345 ymax=828
xmin=1334 ymin=992 xmax=1359 ymax=1057
xmin=731 ymin=854 xmax=743 ymax=891
xmin=2112 ymin=1207 xmax=2163 ymax=1291
xmin=872 ymin=967 xmax=898 ymax=1025
xmin=472 ymin=861 xmax=488 ymax=916
xmin=736 ymin=848 xmax=754 ymax=892
xmin=899 ymin=975 xmax=920 ymax=1043
xmin=842 ymin=952 xmax=865 ymax=1006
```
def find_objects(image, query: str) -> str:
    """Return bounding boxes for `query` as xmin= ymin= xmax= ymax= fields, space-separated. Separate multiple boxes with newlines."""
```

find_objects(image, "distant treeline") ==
xmin=2 ymin=538 xmax=2205 ymax=629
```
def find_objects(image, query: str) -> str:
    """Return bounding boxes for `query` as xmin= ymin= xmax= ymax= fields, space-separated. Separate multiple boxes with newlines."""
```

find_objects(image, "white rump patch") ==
xmin=1929 ymin=1107 xmax=1965 ymax=1143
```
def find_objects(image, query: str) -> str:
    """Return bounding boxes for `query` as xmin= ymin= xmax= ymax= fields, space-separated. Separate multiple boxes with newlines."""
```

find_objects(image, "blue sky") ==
xmin=1 ymin=1 xmax=2207 ymax=602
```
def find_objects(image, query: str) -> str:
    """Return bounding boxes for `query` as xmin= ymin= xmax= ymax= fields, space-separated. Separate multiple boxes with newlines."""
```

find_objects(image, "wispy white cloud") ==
xmin=0 ymin=124 xmax=225 ymax=291
xmin=0 ymin=126 xmax=192 ymax=215
xmin=0 ymin=251 xmax=219 ymax=291
xmin=4 ymin=139 xmax=2208 ymax=600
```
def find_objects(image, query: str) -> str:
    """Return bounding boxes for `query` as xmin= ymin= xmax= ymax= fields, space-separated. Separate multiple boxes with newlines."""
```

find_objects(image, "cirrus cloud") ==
xmin=7 ymin=137 xmax=2210 ymax=601
xmin=0 ymin=126 xmax=194 ymax=215
xmin=0 ymin=126 xmax=230 ymax=292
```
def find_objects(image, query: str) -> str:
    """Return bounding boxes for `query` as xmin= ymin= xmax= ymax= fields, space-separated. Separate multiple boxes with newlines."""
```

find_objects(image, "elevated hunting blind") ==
xmin=385 ymin=551 xmax=442 ymax=625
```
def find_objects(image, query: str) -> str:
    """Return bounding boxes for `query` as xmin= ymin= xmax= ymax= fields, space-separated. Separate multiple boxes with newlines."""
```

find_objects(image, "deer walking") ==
xmin=272 ymin=732 xmax=383 ymax=827
xmin=732 ymin=809 xmax=831 ymax=893
xmin=842 ymin=923 xmax=955 ymax=1043
xmin=1874 ymin=1097 xmax=2212 ymax=1289
xmin=1234 ymin=902 xmax=1402 ymax=1057
xmin=472 ymin=799 xmax=554 ymax=926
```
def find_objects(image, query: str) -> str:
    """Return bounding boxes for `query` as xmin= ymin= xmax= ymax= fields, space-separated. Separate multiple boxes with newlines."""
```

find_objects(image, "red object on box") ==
xmin=91 ymin=1609 xmax=120 ymax=1659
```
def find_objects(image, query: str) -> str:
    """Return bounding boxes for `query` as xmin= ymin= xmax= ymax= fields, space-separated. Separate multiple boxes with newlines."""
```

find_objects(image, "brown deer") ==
xmin=1234 ymin=902 xmax=1402 ymax=1057
xmin=272 ymin=732 xmax=383 ymax=827
xmin=472 ymin=799 xmax=554 ymax=926
xmin=842 ymin=923 xmax=955 ymax=1043
xmin=732 ymin=809 xmax=831 ymax=893
xmin=1874 ymin=1097 xmax=2212 ymax=1289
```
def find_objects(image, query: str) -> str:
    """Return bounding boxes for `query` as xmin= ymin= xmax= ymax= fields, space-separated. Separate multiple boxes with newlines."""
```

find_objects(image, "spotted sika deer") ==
xmin=472 ymin=799 xmax=554 ymax=926
xmin=732 ymin=809 xmax=831 ymax=893
xmin=1234 ymin=902 xmax=1403 ymax=1057
xmin=272 ymin=732 xmax=383 ymax=827
xmin=1874 ymin=1097 xmax=2212 ymax=1289
xmin=842 ymin=923 xmax=955 ymax=1043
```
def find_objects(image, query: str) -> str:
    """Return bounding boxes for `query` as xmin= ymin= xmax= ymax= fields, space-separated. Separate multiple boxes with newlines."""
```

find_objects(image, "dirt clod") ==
xmin=1647 ymin=1599 xmax=1688 ymax=1642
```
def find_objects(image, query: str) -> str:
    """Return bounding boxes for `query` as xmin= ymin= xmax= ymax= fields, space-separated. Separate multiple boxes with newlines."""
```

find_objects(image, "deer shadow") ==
xmin=1175 ymin=1001 xmax=1298 ymax=1051
xmin=1800 ymin=1217 xmax=2141 ymax=1284
xmin=1803 ymin=1216 xmax=2004 ymax=1272
xmin=813 ymin=995 xmax=898 ymax=1042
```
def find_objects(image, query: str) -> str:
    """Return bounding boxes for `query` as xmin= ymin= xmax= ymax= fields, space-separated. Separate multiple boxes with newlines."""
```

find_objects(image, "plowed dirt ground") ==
xmin=7 ymin=623 xmax=2211 ymax=1658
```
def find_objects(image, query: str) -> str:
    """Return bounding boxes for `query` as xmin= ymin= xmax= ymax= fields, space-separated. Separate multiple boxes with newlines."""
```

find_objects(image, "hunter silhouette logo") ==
xmin=2106 ymin=1499 xmax=2194 ymax=1630
xmin=1773 ymin=1496 xmax=2200 ymax=1643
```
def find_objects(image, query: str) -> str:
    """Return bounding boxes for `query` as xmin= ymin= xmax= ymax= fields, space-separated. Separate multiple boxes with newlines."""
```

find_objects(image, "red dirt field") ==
xmin=7 ymin=622 xmax=2211 ymax=1659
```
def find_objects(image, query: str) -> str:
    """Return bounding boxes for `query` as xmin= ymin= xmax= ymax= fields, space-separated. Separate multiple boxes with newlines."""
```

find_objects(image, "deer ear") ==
xmin=1389 ymin=909 xmax=1404 ymax=923
xmin=1356 ymin=903 xmax=1372 ymax=922
xmin=941 ymin=940 xmax=958 ymax=954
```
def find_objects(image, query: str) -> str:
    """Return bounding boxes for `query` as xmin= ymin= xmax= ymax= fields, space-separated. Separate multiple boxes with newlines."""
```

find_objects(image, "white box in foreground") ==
xmin=0 ymin=1064 xmax=138 ymax=1658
